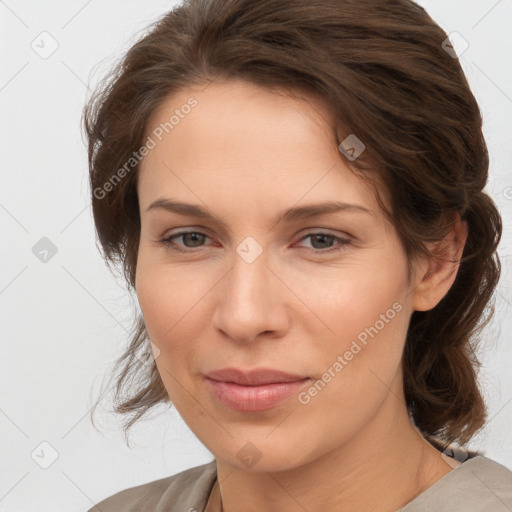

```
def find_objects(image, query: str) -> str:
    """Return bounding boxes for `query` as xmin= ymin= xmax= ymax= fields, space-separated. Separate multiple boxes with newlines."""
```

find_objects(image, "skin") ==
xmin=135 ymin=79 xmax=468 ymax=512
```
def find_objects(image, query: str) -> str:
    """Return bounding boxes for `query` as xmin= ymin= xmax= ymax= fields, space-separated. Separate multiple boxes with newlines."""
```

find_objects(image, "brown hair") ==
xmin=83 ymin=0 xmax=502 ymax=447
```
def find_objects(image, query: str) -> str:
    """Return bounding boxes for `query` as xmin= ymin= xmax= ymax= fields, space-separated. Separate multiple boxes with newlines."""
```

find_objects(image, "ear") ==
xmin=410 ymin=213 xmax=468 ymax=312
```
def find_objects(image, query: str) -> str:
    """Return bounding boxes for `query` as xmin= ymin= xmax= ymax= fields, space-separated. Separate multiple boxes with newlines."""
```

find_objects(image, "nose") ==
xmin=211 ymin=246 xmax=289 ymax=344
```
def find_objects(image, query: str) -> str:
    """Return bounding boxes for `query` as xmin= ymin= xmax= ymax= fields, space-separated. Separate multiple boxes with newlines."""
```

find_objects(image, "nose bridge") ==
xmin=212 ymin=238 xmax=285 ymax=341
xmin=232 ymin=241 xmax=268 ymax=299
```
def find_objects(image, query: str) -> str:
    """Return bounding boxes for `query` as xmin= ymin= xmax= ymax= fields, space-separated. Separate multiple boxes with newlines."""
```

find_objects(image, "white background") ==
xmin=1 ymin=0 xmax=511 ymax=510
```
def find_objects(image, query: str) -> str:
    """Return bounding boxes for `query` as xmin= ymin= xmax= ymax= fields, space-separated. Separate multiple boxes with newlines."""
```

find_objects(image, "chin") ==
xmin=208 ymin=434 xmax=316 ymax=474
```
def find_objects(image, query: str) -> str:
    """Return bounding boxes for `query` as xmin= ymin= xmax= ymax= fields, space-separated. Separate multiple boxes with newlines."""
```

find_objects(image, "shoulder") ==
xmin=87 ymin=459 xmax=217 ymax=512
xmin=400 ymin=454 xmax=512 ymax=511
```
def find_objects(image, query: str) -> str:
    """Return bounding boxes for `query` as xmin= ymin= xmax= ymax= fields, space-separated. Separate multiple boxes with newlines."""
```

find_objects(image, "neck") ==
xmin=215 ymin=388 xmax=454 ymax=512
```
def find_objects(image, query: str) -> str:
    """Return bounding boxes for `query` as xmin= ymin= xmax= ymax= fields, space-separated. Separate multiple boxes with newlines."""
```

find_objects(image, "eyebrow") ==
xmin=145 ymin=198 xmax=373 ymax=229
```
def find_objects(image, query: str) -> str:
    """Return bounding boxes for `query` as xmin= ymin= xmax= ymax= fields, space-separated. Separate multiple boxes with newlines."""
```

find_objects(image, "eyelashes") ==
xmin=160 ymin=231 xmax=209 ymax=253
xmin=158 ymin=230 xmax=352 ymax=255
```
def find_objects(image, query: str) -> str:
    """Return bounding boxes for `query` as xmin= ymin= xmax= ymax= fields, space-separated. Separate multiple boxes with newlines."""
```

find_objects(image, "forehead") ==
xmin=138 ymin=79 xmax=383 ymax=215
xmin=144 ymin=79 xmax=337 ymax=158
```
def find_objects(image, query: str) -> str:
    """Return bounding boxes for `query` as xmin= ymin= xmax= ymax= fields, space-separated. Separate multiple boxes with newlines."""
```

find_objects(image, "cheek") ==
xmin=293 ymin=254 xmax=410 ymax=384
xmin=135 ymin=259 xmax=197 ymax=351
xmin=135 ymin=263 xmax=202 ymax=406
xmin=294 ymin=255 xmax=407 ymax=337
xmin=332 ymin=277 xmax=407 ymax=349
xmin=291 ymin=272 xmax=409 ymax=446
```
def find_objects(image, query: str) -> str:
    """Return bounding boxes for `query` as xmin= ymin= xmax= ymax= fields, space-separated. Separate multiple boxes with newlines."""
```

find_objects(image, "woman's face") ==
xmin=135 ymin=79 xmax=426 ymax=472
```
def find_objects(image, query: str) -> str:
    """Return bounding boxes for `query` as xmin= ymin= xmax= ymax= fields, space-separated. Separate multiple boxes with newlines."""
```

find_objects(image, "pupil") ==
xmin=312 ymin=234 xmax=333 ymax=249
xmin=185 ymin=233 xmax=204 ymax=247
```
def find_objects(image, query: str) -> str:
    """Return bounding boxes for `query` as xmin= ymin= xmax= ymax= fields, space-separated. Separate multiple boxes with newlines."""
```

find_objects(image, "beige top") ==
xmin=88 ymin=451 xmax=512 ymax=511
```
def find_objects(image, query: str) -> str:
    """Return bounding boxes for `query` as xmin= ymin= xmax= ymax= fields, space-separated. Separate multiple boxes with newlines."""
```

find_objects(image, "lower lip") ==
xmin=205 ymin=377 xmax=311 ymax=411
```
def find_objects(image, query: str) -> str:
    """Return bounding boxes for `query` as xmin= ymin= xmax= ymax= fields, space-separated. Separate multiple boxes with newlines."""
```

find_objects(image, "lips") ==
xmin=203 ymin=367 xmax=311 ymax=411
xmin=204 ymin=367 xmax=308 ymax=386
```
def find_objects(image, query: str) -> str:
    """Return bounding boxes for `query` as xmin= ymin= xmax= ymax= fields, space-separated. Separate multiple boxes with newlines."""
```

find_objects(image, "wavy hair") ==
xmin=82 ymin=0 xmax=502 ymax=447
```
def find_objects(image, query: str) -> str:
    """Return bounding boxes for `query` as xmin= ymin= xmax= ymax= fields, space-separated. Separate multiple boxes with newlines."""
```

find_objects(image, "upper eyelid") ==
xmin=161 ymin=226 xmax=349 ymax=238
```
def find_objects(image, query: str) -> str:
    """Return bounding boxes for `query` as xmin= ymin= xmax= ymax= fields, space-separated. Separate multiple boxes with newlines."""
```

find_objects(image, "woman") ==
xmin=83 ymin=0 xmax=511 ymax=510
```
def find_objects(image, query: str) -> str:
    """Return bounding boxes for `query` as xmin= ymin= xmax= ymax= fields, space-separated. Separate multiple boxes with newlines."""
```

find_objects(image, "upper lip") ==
xmin=204 ymin=368 xmax=309 ymax=386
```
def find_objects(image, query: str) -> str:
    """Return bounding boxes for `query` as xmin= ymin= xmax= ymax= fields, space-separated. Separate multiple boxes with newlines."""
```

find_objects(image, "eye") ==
xmin=160 ymin=231 xmax=211 ymax=253
xmin=158 ymin=230 xmax=352 ymax=255
xmin=295 ymin=232 xmax=352 ymax=254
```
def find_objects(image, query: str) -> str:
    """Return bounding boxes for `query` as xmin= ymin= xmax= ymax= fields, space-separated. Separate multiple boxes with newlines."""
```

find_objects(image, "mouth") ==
xmin=203 ymin=367 xmax=312 ymax=411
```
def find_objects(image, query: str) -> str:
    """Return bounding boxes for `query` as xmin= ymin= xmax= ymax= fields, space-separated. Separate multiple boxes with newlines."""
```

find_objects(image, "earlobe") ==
xmin=410 ymin=215 xmax=468 ymax=312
